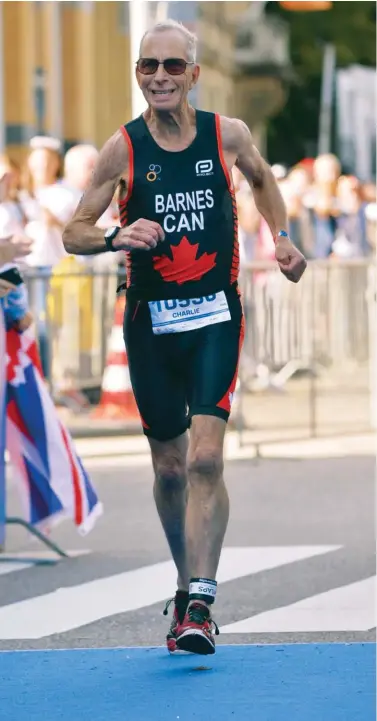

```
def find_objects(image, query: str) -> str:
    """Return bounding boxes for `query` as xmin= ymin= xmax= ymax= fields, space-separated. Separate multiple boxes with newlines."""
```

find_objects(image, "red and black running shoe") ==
xmin=163 ymin=590 xmax=189 ymax=654
xmin=176 ymin=602 xmax=219 ymax=655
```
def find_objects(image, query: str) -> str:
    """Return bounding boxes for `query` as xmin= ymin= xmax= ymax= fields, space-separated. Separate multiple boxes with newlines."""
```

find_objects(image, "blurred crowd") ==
xmin=0 ymin=135 xmax=119 ymax=268
xmin=0 ymin=137 xmax=375 ymax=408
xmin=1 ymin=139 xmax=376 ymax=275
xmin=0 ymin=136 xmax=122 ymax=391
xmin=235 ymin=154 xmax=376 ymax=265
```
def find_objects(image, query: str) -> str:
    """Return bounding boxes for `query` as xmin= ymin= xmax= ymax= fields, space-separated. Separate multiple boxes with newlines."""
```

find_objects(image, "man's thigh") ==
xmin=187 ymin=287 xmax=245 ymax=423
xmin=124 ymin=298 xmax=189 ymax=442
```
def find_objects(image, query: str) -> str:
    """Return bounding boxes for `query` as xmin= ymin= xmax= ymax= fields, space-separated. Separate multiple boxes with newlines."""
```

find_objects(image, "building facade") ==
xmin=1 ymin=1 xmax=288 ymax=164
xmin=2 ymin=1 xmax=132 ymax=163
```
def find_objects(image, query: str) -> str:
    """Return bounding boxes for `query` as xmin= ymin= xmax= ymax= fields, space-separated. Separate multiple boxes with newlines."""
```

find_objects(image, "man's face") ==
xmin=28 ymin=149 xmax=60 ymax=186
xmin=67 ymin=151 xmax=98 ymax=192
xmin=313 ymin=155 xmax=340 ymax=186
xmin=137 ymin=30 xmax=200 ymax=112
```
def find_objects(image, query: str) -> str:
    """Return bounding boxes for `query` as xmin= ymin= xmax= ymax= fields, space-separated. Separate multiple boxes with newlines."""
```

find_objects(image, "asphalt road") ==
xmin=1 ymin=446 xmax=375 ymax=721
xmin=0 ymin=451 xmax=375 ymax=651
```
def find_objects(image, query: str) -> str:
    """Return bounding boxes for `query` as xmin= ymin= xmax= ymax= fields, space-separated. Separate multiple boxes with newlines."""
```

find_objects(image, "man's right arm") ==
xmin=62 ymin=130 xmax=127 ymax=255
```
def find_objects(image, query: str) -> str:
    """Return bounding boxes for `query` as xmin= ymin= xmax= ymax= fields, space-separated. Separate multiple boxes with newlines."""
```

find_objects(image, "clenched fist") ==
xmin=112 ymin=219 xmax=165 ymax=252
xmin=275 ymin=236 xmax=307 ymax=284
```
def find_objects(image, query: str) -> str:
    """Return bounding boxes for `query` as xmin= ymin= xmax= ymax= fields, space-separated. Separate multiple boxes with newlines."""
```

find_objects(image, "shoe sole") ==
xmin=167 ymin=638 xmax=192 ymax=655
xmin=176 ymin=628 xmax=215 ymax=655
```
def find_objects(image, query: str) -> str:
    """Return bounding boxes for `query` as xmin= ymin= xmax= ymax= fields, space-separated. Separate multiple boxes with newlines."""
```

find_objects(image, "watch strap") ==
xmin=104 ymin=226 xmax=121 ymax=252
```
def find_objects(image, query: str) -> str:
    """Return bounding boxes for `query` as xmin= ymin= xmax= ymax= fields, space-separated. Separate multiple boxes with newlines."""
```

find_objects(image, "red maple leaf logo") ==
xmin=153 ymin=236 xmax=217 ymax=285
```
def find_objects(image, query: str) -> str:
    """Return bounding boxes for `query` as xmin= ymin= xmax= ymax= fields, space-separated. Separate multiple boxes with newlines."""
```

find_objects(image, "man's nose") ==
xmin=154 ymin=63 xmax=169 ymax=81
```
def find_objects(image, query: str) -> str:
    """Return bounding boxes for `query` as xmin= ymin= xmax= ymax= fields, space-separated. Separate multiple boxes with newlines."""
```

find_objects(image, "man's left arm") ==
xmin=221 ymin=117 xmax=307 ymax=283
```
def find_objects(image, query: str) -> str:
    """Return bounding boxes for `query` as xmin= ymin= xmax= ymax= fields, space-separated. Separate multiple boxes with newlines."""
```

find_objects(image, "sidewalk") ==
xmin=58 ymin=378 xmax=375 ymax=451
xmin=57 ymin=407 xmax=141 ymax=438
xmin=72 ymin=429 xmax=376 ymax=464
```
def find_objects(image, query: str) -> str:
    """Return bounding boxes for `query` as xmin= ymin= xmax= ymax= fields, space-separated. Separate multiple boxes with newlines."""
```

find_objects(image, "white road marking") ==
xmin=0 ymin=545 xmax=339 ymax=639
xmin=221 ymin=576 xmax=376 ymax=634
xmin=0 ymin=563 xmax=32 ymax=575
xmin=0 ymin=550 xmax=90 ymax=576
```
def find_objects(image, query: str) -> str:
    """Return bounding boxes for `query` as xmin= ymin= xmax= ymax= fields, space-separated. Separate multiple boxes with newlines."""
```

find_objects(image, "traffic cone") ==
xmin=91 ymin=296 xmax=140 ymax=421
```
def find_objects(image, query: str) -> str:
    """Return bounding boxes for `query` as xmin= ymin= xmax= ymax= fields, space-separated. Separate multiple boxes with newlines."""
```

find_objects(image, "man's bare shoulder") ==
xmin=219 ymin=115 xmax=253 ymax=154
xmin=94 ymin=128 xmax=129 ymax=185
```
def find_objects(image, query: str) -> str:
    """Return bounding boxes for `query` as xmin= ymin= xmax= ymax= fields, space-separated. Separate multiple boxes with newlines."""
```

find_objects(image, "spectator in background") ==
xmin=233 ymin=166 xmax=260 ymax=266
xmin=20 ymin=136 xmax=75 ymax=267
xmin=63 ymin=143 xmax=120 ymax=255
xmin=332 ymin=175 xmax=369 ymax=258
xmin=19 ymin=136 xmax=77 ymax=376
xmin=254 ymin=163 xmax=289 ymax=264
xmin=63 ymin=144 xmax=99 ymax=200
xmin=0 ymin=163 xmax=33 ymax=315
xmin=234 ymin=150 xmax=375 ymax=261
xmin=304 ymin=153 xmax=340 ymax=258
xmin=282 ymin=164 xmax=314 ymax=258
xmin=362 ymin=182 xmax=377 ymax=254
xmin=53 ymin=143 xmax=122 ymax=412
xmin=0 ymin=233 xmax=33 ymax=298
xmin=0 ymin=156 xmax=27 ymax=243
xmin=0 ymin=279 xmax=33 ymax=331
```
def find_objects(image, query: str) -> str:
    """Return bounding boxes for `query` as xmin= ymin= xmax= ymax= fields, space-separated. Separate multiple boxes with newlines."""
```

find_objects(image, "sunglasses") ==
xmin=136 ymin=58 xmax=195 ymax=76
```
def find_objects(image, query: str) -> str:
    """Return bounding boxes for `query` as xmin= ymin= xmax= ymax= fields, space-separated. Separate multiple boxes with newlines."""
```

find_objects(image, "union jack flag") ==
xmin=0 ymin=302 xmax=6 ymax=546
xmin=0 ymin=301 xmax=103 ymax=537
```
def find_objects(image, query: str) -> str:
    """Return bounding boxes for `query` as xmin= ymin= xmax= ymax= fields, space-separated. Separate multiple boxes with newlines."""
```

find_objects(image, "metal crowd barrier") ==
xmin=236 ymin=258 xmax=376 ymax=440
xmin=22 ymin=257 xmax=376 ymax=439
xmin=24 ymin=259 xmax=122 ymax=403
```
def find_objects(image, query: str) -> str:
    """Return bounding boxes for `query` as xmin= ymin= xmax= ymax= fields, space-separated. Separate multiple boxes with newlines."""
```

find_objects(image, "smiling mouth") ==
xmin=151 ymin=89 xmax=176 ymax=96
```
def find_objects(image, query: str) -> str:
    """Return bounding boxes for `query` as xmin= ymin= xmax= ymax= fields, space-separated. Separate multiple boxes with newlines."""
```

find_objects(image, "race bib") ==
xmin=148 ymin=292 xmax=231 ymax=335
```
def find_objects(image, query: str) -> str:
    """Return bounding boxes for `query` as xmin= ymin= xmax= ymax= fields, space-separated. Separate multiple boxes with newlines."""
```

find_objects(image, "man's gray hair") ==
xmin=139 ymin=19 xmax=198 ymax=63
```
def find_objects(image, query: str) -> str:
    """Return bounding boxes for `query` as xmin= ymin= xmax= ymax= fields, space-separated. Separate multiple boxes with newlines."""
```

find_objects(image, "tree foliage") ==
xmin=265 ymin=1 xmax=376 ymax=166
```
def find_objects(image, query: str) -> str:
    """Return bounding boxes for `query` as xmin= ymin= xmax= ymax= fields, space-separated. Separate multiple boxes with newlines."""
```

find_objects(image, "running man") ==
xmin=63 ymin=19 xmax=307 ymax=655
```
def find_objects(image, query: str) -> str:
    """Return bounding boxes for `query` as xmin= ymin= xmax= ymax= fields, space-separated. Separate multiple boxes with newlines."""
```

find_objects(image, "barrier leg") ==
xmin=0 ymin=457 xmax=5 ymax=553
xmin=0 ymin=517 xmax=69 ymax=565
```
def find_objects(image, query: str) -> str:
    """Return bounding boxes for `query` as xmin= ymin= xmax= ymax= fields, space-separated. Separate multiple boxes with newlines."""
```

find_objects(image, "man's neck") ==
xmin=144 ymin=103 xmax=195 ymax=140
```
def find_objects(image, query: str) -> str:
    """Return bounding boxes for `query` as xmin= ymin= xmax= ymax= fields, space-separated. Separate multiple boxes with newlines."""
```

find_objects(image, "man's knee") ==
xmin=187 ymin=448 xmax=224 ymax=486
xmin=154 ymin=456 xmax=186 ymax=493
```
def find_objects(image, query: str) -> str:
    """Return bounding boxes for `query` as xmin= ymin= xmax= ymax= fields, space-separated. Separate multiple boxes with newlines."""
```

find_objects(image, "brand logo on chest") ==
xmin=196 ymin=159 xmax=214 ymax=177
xmin=146 ymin=164 xmax=162 ymax=182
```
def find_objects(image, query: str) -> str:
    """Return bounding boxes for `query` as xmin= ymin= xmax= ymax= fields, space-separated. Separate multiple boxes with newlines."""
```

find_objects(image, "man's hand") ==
xmin=112 ymin=219 xmax=165 ymax=251
xmin=13 ymin=311 xmax=34 ymax=332
xmin=10 ymin=233 xmax=34 ymax=259
xmin=275 ymin=237 xmax=307 ymax=283
xmin=0 ymin=278 xmax=15 ymax=298
xmin=0 ymin=234 xmax=33 ymax=264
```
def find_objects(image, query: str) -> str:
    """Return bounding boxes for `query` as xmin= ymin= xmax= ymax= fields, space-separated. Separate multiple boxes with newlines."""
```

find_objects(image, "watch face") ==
xmin=105 ymin=226 xmax=117 ymax=240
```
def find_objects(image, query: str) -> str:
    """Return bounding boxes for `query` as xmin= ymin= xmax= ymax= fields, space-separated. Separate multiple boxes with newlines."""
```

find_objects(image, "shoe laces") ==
xmin=163 ymin=598 xmax=174 ymax=617
xmin=163 ymin=593 xmax=188 ymax=624
xmin=187 ymin=603 xmax=220 ymax=635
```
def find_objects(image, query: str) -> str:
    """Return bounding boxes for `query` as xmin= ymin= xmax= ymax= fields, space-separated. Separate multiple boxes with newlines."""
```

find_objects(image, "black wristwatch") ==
xmin=104 ymin=225 xmax=121 ymax=252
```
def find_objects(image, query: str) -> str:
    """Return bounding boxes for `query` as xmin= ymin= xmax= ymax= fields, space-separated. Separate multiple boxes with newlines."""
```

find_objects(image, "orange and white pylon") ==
xmin=91 ymin=296 xmax=140 ymax=421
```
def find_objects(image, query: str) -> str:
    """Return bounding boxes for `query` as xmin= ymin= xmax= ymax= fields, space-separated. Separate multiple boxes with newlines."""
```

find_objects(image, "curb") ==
xmin=67 ymin=423 xmax=142 ymax=439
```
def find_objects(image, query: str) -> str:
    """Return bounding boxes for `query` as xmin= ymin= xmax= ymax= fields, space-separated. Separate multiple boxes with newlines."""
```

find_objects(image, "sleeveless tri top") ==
xmin=119 ymin=110 xmax=239 ymax=301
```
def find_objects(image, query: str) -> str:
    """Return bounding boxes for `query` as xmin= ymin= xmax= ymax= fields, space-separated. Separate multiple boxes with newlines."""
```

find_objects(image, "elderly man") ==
xmin=63 ymin=18 xmax=307 ymax=656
